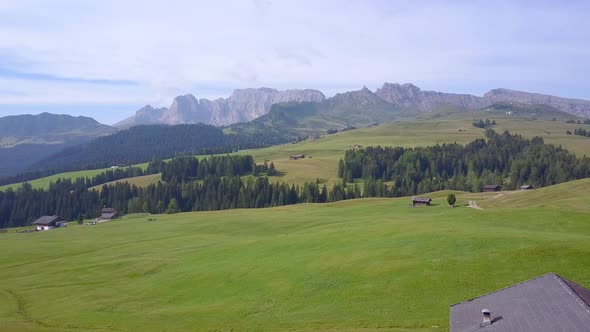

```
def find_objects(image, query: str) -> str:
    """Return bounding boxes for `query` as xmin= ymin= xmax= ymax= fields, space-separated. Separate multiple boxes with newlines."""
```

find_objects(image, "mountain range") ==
xmin=114 ymin=88 xmax=326 ymax=128
xmin=116 ymin=83 xmax=590 ymax=128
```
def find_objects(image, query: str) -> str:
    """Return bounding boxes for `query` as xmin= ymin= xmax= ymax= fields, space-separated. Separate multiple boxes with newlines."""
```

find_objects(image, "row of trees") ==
xmin=566 ymin=119 xmax=590 ymax=124
xmin=472 ymin=118 xmax=496 ymax=128
xmin=148 ymin=155 xmax=258 ymax=182
xmin=572 ymin=128 xmax=590 ymax=137
xmin=338 ymin=129 xmax=590 ymax=195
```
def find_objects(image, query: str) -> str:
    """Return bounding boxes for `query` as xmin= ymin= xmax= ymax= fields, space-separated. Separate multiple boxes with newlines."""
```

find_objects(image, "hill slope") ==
xmin=0 ymin=112 xmax=115 ymax=147
xmin=0 ymin=113 xmax=116 ymax=177
xmin=1 ymin=181 xmax=589 ymax=331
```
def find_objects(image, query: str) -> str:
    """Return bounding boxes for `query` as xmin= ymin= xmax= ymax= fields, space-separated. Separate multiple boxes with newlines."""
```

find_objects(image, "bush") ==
xmin=447 ymin=193 xmax=456 ymax=207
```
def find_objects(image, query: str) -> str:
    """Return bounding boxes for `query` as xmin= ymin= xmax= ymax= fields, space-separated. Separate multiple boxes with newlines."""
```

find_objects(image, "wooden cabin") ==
xmin=482 ymin=185 xmax=501 ymax=192
xmin=289 ymin=154 xmax=305 ymax=160
xmin=33 ymin=215 xmax=66 ymax=231
xmin=520 ymin=184 xmax=533 ymax=190
xmin=411 ymin=197 xmax=432 ymax=207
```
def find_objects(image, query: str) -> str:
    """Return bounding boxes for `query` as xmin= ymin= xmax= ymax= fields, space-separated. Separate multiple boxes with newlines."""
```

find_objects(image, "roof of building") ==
xmin=100 ymin=213 xmax=117 ymax=220
xmin=32 ymin=215 xmax=64 ymax=225
xmin=520 ymin=185 xmax=533 ymax=189
xmin=450 ymin=273 xmax=590 ymax=332
xmin=483 ymin=185 xmax=501 ymax=189
xmin=412 ymin=197 xmax=432 ymax=203
xmin=101 ymin=207 xmax=118 ymax=214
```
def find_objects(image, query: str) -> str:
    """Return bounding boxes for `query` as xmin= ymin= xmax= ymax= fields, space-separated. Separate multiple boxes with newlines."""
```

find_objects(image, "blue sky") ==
xmin=1 ymin=0 xmax=589 ymax=124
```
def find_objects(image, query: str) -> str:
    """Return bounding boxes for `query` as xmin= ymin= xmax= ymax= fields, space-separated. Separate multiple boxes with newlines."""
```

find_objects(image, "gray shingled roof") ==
xmin=101 ymin=207 xmax=118 ymax=214
xmin=450 ymin=273 xmax=590 ymax=331
xmin=412 ymin=197 xmax=432 ymax=203
xmin=32 ymin=215 xmax=64 ymax=225
xmin=100 ymin=213 xmax=117 ymax=220
xmin=483 ymin=185 xmax=501 ymax=189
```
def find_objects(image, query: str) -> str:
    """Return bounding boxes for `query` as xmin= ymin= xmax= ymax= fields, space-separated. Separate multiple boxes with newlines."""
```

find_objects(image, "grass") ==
xmin=89 ymin=173 xmax=163 ymax=191
xmin=1 ymin=179 xmax=589 ymax=331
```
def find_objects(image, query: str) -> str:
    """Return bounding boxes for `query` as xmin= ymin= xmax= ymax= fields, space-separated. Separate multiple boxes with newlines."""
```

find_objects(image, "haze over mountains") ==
xmin=116 ymin=83 xmax=590 ymax=128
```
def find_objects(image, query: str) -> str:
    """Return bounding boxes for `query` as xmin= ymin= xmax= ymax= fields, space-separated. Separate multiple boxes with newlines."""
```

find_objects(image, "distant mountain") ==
xmin=482 ymin=88 xmax=590 ymax=118
xmin=112 ymin=105 xmax=168 ymax=129
xmin=114 ymin=88 xmax=326 ymax=128
xmin=115 ymin=84 xmax=590 ymax=129
xmin=230 ymin=87 xmax=416 ymax=138
xmin=375 ymin=83 xmax=590 ymax=118
xmin=0 ymin=112 xmax=116 ymax=147
xmin=375 ymin=83 xmax=484 ymax=111
xmin=0 ymin=113 xmax=116 ymax=177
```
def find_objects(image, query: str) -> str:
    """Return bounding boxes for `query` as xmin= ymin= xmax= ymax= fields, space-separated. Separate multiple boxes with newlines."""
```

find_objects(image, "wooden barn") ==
xmin=520 ymin=184 xmax=533 ymax=190
xmin=411 ymin=197 xmax=432 ymax=207
xmin=289 ymin=154 xmax=305 ymax=160
xmin=482 ymin=185 xmax=501 ymax=192
xmin=33 ymin=215 xmax=66 ymax=231
xmin=98 ymin=207 xmax=119 ymax=221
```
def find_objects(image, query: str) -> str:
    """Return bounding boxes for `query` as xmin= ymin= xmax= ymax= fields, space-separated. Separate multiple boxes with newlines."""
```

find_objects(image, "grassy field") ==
xmin=88 ymin=173 xmax=163 ymax=191
xmin=0 ymin=163 xmax=150 ymax=192
xmin=1 ymin=179 xmax=589 ymax=331
xmin=2 ymin=110 xmax=589 ymax=191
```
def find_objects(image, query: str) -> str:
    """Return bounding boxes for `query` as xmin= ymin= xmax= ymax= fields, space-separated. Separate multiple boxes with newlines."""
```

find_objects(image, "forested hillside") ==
xmin=339 ymin=129 xmax=590 ymax=195
xmin=25 ymin=124 xmax=289 ymax=174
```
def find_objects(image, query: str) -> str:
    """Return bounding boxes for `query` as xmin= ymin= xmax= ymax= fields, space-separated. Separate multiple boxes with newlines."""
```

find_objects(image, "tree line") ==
xmin=472 ymin=118 xmax=496 ymax=128
xmin=571 ymin=128 xmax=590 ymax=138
xmin=338 ymin=129 xmax=590 ymax=195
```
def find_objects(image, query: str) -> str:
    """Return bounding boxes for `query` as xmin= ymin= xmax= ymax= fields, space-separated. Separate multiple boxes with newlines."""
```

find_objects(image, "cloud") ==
xmin=0 ymin=0 xmax=589 ymax=123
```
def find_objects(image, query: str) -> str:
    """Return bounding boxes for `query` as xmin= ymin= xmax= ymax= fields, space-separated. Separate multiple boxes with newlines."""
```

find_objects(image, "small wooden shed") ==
xmin=289 ymin=154 xmax=305 ymax=160
xmin=411 ymin=197 xmax=432 ymax=207
xmin=482 ymin=185 xmax=501 ymax=192
xmin=520 ymin=185 xmax=533 ymax=190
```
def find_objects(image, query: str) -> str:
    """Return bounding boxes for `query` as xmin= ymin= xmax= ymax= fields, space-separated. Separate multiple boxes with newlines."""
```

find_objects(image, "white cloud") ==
xmin=0 ymin=0 xmax=589 ymax=123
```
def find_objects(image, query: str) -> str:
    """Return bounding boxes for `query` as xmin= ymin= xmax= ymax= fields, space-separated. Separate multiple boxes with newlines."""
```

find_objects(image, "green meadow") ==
xmin=1 ymin=179 xmax=589 ymax=331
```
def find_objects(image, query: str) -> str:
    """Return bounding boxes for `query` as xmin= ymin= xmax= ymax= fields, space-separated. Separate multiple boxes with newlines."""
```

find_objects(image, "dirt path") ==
xmin=468 ymin=200 xmax=483 ymax=210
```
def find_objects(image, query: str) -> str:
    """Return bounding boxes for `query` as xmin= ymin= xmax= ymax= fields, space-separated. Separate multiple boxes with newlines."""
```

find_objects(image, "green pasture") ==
xmin=1 ymin=179 xmax=589 ymax=331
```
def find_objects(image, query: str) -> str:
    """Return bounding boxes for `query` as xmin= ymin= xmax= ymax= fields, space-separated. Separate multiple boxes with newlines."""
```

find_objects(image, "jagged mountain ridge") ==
xmin=116 ymin=84 xmax=590 ymax=129
xmin=375 ymin=83 xmax=590 ymax=118
xmin=114 ymin=88 xmax=326 ymax=128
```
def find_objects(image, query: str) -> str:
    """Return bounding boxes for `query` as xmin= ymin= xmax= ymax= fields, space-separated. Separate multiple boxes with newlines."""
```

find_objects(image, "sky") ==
xmin=0 ymin=0 xmax=589 ymax=124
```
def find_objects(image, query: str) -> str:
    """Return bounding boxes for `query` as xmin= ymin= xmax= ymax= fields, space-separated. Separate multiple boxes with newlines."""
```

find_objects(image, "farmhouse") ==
xmin=411 ymin=197 xmax=431 ymax=207
xmin=482 ymin=185 xmax=501 ymax=192
xmin=32 ymin=215 xmax=66 ymax=231
xmin=450 ymin=272 xmax=590 ymax=331
xmin=98 ymin=207 xmax=119 ymax=221
xmin=289 ymin=154 xmax=305 ymax=160
xmin=520 ymin=184 xmax=533 ymax=190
